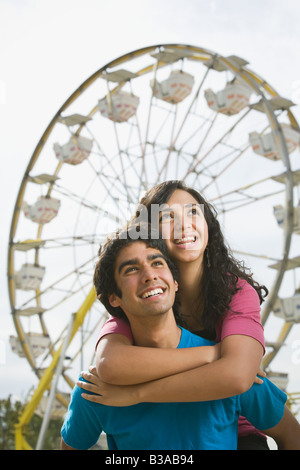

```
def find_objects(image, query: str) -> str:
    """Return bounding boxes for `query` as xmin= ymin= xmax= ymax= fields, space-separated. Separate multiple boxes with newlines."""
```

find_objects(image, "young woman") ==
xmin=81 ymin=180 xmax=270 ymax=450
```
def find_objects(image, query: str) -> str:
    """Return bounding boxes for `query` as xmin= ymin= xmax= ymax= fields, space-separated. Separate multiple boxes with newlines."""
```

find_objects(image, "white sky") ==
xmin=1 ymin=0 xmax=300 ymax=417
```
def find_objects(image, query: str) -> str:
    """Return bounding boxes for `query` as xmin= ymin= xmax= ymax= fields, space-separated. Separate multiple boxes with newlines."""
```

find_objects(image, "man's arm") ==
xmin=263 ymin=406 xmax=300 ymax=450
xmin=61 ymin=438 xmax=77 ymax=450
xmin=238 ymin=376 xmax=300 ymax=450
xmin=61 ymin=380 xmax=103 ymax=449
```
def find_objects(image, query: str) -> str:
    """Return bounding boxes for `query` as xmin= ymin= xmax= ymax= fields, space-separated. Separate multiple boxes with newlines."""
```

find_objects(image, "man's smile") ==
xmin=139 ymin=286 xmax=167 ymax=299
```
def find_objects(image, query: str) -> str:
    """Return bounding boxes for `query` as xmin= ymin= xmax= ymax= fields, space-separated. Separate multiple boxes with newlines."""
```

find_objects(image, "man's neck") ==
xmin=130 ymin=311 xmax=181 ymax=349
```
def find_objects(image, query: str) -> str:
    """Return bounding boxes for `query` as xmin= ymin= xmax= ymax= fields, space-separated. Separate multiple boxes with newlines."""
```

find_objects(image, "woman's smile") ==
xmin=174 ymin=234 xmax=198 ymax=249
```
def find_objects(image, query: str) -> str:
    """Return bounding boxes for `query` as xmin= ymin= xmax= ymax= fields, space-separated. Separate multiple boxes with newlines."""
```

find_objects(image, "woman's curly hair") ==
xmin=134 ymin=180 xmax=268 ymax=333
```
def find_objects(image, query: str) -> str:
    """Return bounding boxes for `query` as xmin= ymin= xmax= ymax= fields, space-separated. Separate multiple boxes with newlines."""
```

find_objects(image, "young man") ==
xmin=61 ymin=226 xmax=299 ymax=450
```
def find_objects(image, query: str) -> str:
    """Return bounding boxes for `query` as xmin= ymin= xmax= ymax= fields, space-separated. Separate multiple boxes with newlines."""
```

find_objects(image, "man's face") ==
xmin=109 ymin=242 xmax=178 ymax=322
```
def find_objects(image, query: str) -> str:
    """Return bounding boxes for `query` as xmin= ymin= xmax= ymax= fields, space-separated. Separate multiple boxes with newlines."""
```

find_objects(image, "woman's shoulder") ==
xmin=215 ymin=278 xmax=265 ymax=346
xmin=232 ymin=278 xmax=260 ymax=306
xmin=95 ymin=316 xmax=133 ymax=349
xmin=103 ymin=316 xmax=129 ymax=329
xmin=222 ymin=277 xmax=262 ymax=323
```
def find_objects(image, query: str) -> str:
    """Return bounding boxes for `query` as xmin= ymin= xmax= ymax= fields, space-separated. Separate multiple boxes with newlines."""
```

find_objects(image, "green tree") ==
xmin=0 ymin=395 xmax=63 ymax=450
xmin=0 ymin=396 xmax=23 ymax=450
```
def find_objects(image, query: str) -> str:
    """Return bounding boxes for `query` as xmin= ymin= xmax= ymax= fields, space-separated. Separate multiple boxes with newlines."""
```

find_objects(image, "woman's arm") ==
xmin=96 ymin=280 xmax=265 ymax=389
xmin=96 ymin=333 xmax=220 ymax=385
xmin=80 ymin=334 xmax=264 ymax=405
xmin=137 ymin=335 xmax=264 ymax=402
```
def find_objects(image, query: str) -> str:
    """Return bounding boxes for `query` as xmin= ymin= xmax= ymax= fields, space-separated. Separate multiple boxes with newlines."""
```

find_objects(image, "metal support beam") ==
xmin=14 ymin=287 xmax=96 ymax=450
xmin=35 ymin=313 xmax=75 ymax=450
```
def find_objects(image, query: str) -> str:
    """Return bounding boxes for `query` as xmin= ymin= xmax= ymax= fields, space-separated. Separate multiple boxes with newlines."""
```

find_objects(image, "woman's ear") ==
xmin=109 ymin=293 xmax=122 ymax=308
xmin=174 ymin=280 xmax=179 ymax=292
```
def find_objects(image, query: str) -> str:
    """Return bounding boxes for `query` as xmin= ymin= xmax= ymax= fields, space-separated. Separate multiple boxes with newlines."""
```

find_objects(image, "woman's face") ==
xmin=158 ymin=189 xmax=209 ymax=266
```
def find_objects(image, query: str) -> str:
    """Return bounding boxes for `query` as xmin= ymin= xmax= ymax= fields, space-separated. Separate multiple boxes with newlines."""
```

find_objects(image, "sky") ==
xmin=1 ymin=0 xmax=300 ymax=424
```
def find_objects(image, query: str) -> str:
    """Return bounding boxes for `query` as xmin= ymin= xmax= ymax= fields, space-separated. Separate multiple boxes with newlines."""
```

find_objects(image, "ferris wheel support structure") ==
xmin=14 ymin=287 xmax=96 ymax=450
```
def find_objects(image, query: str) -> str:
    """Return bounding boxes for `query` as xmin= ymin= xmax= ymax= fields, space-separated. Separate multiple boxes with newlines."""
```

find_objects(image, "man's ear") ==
xmin=108 ymin=293 xmax=122 ymax=308
xmin=174 ymin=280 xmax=179 ymax=292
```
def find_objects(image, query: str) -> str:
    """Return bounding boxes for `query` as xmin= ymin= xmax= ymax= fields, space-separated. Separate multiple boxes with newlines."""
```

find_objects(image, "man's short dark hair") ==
xmin=93 ymin=223 xmax=181 ymax=324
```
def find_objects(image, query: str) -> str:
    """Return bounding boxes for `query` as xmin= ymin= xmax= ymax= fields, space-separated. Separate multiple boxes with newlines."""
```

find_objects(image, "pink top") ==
xmin=215 ymin=279 xmax=265 ymax=350
xmin=96 ymin=317 xmax=134 ymax=348
xmin=96 ymin=279 xmax=265 ymax=438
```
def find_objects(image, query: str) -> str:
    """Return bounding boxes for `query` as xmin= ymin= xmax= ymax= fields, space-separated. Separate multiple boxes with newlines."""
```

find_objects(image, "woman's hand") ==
xmin=254 ymin=367 xmax=266 ymax=385
xmin=78 ymin=366 xmax=141 ymax=407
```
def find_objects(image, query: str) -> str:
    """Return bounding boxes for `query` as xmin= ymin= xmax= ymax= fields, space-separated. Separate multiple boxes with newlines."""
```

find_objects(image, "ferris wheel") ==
xmin=8 ymin=44 xmax=300 ymax=449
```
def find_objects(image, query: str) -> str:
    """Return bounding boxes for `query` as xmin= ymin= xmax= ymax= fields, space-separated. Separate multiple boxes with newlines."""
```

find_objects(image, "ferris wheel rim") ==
xmin=7 ymin=44 xmax=299 ymax=409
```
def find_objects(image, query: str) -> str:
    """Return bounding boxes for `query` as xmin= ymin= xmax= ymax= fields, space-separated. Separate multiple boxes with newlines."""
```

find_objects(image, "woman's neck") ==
xmin=177 ymin=260 xmax=205 ymax=328
xmin=178 ymin=259 xmax=203 ymax=295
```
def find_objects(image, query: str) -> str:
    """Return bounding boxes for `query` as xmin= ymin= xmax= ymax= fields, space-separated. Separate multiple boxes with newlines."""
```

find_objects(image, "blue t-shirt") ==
xmin=61 ymin=327 xmax=286 ymax=450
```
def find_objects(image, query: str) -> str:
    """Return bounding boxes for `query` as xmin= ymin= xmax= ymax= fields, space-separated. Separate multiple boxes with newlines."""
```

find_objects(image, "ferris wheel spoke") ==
xmin=66 ymin=313 xmax=108 ymax=369
xmin=53 ymin=178 xmax=129 ymax=223
xmin=156 ymin=66 xmax=212 ymax=180
xmin=129 ymin=118 xmax=149 ymax=197
xmin=171 ymin=64 xmax=211 ymax=148
xmin=232 ymin=249 xmax=280 ymax=263
xmin=14 ymin=234 xmax=106 ymax=252
xmin=213 ymin=188 xmax=285 ymax=213
xmin=210 ymin=173 xmax=285 ymax=213
xmin=183 ymin=108 xmax=252 ymax=180
xmin=198 ymin=144 xmax=250 ymax=193
xmin=104 ymin=85 xmax=139 ymax=205
xmin=17 ymin=256 xmax=94 ymax=312
xmin=90 ymin=158 xmax=135 ymax=214
xmin=22 ymin=279 xmax=94 ymax=326
xmin=184 ymin=112 xmax=219 ymax=161
xmin=150 ymin=103 xmax=178 ymax=182
xmin=140 ymin=57 xmax=160 ymax=159
xmin=84 ymin=119 xmax=143 ymax=204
